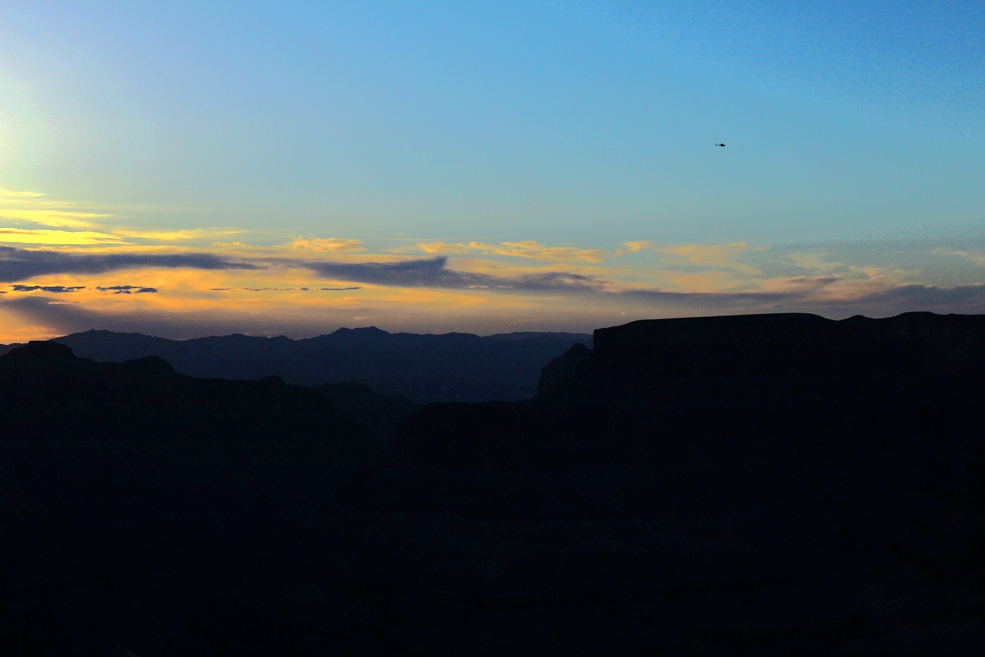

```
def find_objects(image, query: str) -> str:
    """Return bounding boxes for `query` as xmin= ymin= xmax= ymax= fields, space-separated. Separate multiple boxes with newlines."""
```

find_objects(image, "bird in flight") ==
xmin=714 ymin=143 xmax=725 ymax=147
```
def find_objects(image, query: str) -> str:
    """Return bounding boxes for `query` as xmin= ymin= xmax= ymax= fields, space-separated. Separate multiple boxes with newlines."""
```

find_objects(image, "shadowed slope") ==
xmin=0 ymin=342 xmax=380 ymax=656
xmin=316 ymin=381 xmax=420 ymax=441
xmin=0 ymin=340 xmax=371 ymax=442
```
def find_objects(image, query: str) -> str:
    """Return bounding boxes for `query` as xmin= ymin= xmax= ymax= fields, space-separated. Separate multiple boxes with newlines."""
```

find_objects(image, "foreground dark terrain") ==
xmin=1 ymin=312 xmax=984 ymax=655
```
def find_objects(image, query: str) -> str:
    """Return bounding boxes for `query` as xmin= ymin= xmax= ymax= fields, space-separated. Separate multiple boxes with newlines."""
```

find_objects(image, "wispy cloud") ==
xmin=0 ymin=189 xmax=45 ymax=199
xmin=410 ymin=240 xmax=610 ymax=263
xmin=114 ymin=228 xmax=243 ymax=242
xmin=0 ymin=190 xmax=111 ymax=229
xmin=0 ymin=228 xmax=125 ymax=245
xmin=0 ymin=188 xmax=246 ymax=246
xmin=662 ymin=242 xmax=762 ymax=275
xmin=787 ymin=252 xmax=843 ymax=272
xmin=0 ymin=210 xmax=111 ymax=229
xmin=616 ymin=241 xmax=653 ymax=254
xmin=932 ymin=248 xmax=985 ymax=268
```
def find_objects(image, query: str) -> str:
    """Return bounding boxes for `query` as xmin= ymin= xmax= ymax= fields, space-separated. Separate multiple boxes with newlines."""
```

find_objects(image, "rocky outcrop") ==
xmin=0 ymin=340 xmax=370 ymax=442
xmin=537 ymin=342 xmax=590 ymax=395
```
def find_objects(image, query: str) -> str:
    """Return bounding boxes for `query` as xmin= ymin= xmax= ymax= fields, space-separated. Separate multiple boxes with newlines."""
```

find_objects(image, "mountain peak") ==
xmin=332 ymin=326 xmax=389 ymax=336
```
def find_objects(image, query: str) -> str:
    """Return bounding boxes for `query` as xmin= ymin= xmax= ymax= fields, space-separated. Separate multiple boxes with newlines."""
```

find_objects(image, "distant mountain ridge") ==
xmin=49 ymin=328 xmax=592 ymax=404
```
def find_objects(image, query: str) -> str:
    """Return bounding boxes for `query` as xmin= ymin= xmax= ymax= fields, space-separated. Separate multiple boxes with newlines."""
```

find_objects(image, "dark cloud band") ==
xmin=0 ymin=248 xmax=600 ymax=294
xmin=11 ymin=285 xmax=86 ymax=293
xmin=0 ymin=246 xmax=260 ymax=283
xmin=96 ymin=286 xmax=158 ymax=294
xmin=298 ymin=256 xmax=602 ymax=292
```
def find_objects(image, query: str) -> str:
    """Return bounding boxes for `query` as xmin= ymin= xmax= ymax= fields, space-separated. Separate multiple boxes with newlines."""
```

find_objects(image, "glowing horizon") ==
xmin=2 ymin=3 xmax=982 ymax=341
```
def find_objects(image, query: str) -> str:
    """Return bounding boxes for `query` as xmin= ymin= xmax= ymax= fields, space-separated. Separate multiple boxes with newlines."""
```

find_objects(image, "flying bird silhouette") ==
xmin=715 ymin=143 xmax=725 ymax=147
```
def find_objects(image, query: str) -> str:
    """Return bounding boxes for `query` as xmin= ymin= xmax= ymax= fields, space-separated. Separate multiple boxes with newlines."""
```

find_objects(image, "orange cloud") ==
xmin=289 ymin=238 xmax=366 ymax=254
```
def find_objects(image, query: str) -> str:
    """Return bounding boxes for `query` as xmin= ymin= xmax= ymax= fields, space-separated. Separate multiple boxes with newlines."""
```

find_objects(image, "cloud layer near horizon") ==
xmin=6 ymin=278 xmax=985 ymax=342
xmin=4 ymin=187 xmax=985 ymax=341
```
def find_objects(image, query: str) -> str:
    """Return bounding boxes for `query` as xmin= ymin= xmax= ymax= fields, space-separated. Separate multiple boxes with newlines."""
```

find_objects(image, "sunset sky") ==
xmin=2 ymin=2 xmax=983 ymax=341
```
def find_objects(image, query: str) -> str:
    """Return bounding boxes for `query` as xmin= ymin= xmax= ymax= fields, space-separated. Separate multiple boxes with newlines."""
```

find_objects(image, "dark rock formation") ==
xmin=3 ymin=313 xmax=984 ymax=655
xmin=380 ymin=312 xmax=985 ymax=653
xmin=0 ymin=341 xmax=385 ymax=656
xmin=537 ymin=341 xmax=590 ymax=395
xmin=0 ymin=340 xmax=371 ymax=442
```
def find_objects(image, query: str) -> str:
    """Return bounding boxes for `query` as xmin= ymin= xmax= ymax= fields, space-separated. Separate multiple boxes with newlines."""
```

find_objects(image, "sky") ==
xmin=1 ymin=1 xmax=983 ymax=341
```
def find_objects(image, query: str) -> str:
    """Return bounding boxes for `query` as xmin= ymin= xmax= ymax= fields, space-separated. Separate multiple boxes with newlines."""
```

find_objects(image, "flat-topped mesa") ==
xmin=4 ymin=339 xmax=76 ymax=359
xmin=593 ymin=313 xmax=834 ymax=354
xmin=0 ymin=341 xmax=85 ymax=376
xmin=585 ymin=312 xmax=985 ymax=384
xmin=594 ymin=311 xmax=985 ymax=353
xmin=516 ymin=311 xmax=985 ymax=464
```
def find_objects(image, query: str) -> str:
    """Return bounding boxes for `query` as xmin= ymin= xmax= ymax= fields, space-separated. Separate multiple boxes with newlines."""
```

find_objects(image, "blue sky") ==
xmin=1 ymin=2 xmax=983 ymax=339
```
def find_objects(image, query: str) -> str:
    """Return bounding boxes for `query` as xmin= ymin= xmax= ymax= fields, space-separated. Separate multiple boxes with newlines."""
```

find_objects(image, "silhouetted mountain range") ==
xmin=49 ymin=328 xmax=592 ymax=404
xmin=1 ymin=312 xmax=983 ymax=655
